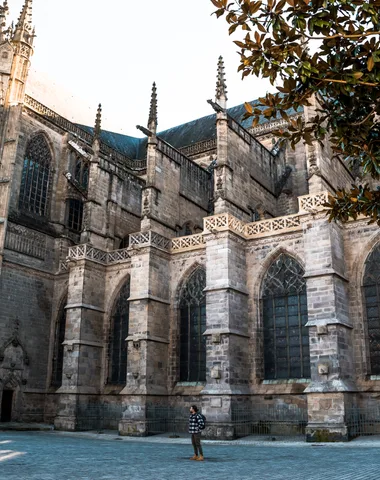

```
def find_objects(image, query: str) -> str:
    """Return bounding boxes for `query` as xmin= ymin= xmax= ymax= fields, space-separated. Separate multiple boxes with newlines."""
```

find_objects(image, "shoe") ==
xmin=190 ymin=455 xmax=199 ymax=460
xmin=196 ymin=455 xmax=204 ymax=461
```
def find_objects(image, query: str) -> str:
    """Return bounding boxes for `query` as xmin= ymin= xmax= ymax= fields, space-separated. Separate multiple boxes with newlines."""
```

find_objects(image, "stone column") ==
xmin=213 ymin=109 xmax=233 ymax=216
xmin=201 ymin=225 xmax=250 ymax=439
xmin=80 ymin=139 xmax=110 ymax=250
xmin=54 ymin=256 xmax=106 ymax=430
xmin=304 ymin=217 xmax=355 ymax=442
xmin=119 ymin=231 xmax=170 ymax=436
xmin=0 ymin=105 xmax=22 ymax=273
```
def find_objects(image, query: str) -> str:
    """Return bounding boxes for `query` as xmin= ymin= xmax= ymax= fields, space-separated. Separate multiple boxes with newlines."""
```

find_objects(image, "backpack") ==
xmin=198 ymin=413 xmax=206 ymax=430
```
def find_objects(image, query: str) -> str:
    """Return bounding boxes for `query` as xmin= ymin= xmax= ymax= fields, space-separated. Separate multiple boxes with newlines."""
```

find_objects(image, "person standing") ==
xmin=188 ymin=405 xmax=205 ymax=461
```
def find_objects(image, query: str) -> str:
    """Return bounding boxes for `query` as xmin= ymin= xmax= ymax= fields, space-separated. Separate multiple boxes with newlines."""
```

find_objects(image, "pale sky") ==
xmin=7 ymin=0 xmax=273 ymax=136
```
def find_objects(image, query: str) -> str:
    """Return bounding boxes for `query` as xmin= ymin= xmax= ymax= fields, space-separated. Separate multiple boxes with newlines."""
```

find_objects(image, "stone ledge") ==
xmin=128 ymin=294 xmax=170 ymax=305
xmin=262 ymin=378 xmax=311 ymax=385
xmin=64 ymin=303 xmax=105 ymax=312
xmin=203 ymin=284 xmax=249 ymax=296
xmin=304 ymin=379 xmax=357 ymax=393
xmin=203 ymin=328 xmax=249 ymax=338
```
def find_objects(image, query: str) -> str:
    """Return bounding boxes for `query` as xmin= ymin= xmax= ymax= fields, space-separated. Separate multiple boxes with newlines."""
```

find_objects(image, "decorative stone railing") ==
xmin=245 ymin=214 xmax=301 ymax=238
xmin=59 ymin=261 xmax=69 ymax=272
xmin=251 ymin=114 xmax=303 ymax=136
xmin=171 ymin=234 xmax=206 ymax=252
xmin=244 ymin=192 xmax=328 ymax=238
xmin=298 ymin=191 xmax=329 ymax=213
xmin=107 ymin=249 xmax=132 ymax=263
xmin=129 ymin=231 xmax=171 ymax=251
xmin=24 ymin=95 xmax=146 ymax=173
xmin=67 ymin=244 xmax=130 ymax=265
xmin=193 ymin=191 xmax=330 ymax=244
xmin=5 ymin=223 xmax=46 ymax=259
xmin=66 ymin=192 xmax=331 ymax=259
xmin=180 ymin=138 xmax=216 ymax=157
xmin=203 ymin=212 xmax=246 ymax=237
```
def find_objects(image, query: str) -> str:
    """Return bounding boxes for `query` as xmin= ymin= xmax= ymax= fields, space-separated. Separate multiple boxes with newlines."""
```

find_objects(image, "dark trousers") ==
xmin=191 ymin=433 xmax=203 ymax=456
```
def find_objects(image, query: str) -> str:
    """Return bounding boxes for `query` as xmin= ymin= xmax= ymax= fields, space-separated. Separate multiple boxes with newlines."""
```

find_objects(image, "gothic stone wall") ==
xmin=9 ymin=112 xmax=68 ymax=225
xmin=168 ymin=250 xmax=206 ymax=392
xmin=219 ymin=126 xmax=279 ymax=221
xmin=145 ymin=149 xmax=209 ymax=237
xmin=343 ymin=220 xmax=380 ymax=407
xmin=0 ymin=262 xmax=54 ymax=422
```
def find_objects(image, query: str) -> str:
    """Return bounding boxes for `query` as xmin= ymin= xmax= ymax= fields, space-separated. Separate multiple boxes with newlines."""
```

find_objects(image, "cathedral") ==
xmin=0 ymin=0 xmax=379 ymax=442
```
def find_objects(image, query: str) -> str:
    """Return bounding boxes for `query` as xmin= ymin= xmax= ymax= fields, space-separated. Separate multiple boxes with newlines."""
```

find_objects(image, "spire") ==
xmin=0 ymin=1 xmax=9 ymax=42
xmin=147 ymin=82 xmax=157 ymax=134
xmin=13 ymin=0 xmax=34 ymax=45
xmin=94 ymin=103 xmax=102 ymax=140
xmin=215 ymin=56 xmax=228 ymax=110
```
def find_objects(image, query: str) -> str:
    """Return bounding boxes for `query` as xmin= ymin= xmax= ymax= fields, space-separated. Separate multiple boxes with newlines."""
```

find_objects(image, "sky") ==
xmin=7 ymin=0 xmax=274 ymax=136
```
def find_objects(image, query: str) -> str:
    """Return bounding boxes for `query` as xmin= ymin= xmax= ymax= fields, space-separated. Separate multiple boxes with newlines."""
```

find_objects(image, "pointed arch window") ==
xmin=19 ymin=134 xmax=51 ymax=217
xmin=109 ymin=278 xmax=130 ymax=385
xmin=67 ymin=199 xmax=84 ymax=232
xmin=51 ymin=297 xmax=67 ymax=387
xmin=179 ymin=268 xmax=206 ymax=382
xmin=262 ymin=254 xmax=310 ymax=380
xmin=364 ymin=244 xmax=380 ymax=375
xmin=74 ymin=155 xmax=89 ymax=191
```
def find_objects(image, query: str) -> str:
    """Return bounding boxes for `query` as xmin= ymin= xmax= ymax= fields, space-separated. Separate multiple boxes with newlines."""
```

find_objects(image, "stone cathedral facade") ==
xmin=0 ymin=1 xmax=380 ymax=442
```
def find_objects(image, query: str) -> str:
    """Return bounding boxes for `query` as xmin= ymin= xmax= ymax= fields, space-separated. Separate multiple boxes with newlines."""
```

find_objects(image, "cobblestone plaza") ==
xmin=1 ymin=432 xmax=380 ymax=480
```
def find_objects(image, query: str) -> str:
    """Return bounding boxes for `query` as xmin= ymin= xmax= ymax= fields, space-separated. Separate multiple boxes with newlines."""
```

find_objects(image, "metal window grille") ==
xmin=109 ymin=279 xmax=130 ymax=385
xmin=262 ymin=254 xmax=310 ymax=380
xmin=346 ymin=406 xmax=380 ymax=437
xmin=67 ymin=199 xmax=84 ymax=232
xmin=232 ymin=404 xmax=307 ymax=437
xmin=76 ymin=402 xmax=124 ymax=431
xmin=51 ymin=298 xmax=67 ymax=387
xmin=18 ymin=134 xmax=51 ymax=217
xmin=364 ymin=245 xmax=380 ymax=374
xmin=179 ymin=268 xmax=206 ymax=382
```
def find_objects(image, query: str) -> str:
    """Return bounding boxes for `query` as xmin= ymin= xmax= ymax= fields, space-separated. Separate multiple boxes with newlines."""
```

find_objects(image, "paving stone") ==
xmin=1 ymin=432 xmax=380 ymax=480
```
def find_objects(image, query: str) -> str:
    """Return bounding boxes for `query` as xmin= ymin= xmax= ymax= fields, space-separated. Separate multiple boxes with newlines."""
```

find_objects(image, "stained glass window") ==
xmin=179 ymin=268 xmax=206 ymax=382
xmin=364 ymin=244 xmax=380 ymax=374
xmin=262 ymin=254 xmax=310 ymax=380
xmin=19 ymin=134 xmax=51 ymax=217
xmin=109 ymin=279 xmax=130 ymax=384
xmin=51 ymin=298 xmax=67 ymax=387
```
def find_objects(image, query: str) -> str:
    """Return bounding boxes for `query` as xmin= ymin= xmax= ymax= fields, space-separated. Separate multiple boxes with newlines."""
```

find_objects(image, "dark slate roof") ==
xmin=78 ymin=100 xmax=303 ymax=161
xmin=158 ymin=113 xmax=216 ymax=150
xmin=78 ymin=125 xmax=142 ymax=160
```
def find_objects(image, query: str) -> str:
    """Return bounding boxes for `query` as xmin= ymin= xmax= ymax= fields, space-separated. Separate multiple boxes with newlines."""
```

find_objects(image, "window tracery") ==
xmin=109 ymin=279 xmax=130 ymax=385
xmin=179 ymin=268 xmax=206 ymax=382
xmin=262 ymin=254 xmax=310 ymax=379
xmin=364 ymin=245 xmax=380 ymax=374
xmin=19 ymin=134 xmax=51 ymax=217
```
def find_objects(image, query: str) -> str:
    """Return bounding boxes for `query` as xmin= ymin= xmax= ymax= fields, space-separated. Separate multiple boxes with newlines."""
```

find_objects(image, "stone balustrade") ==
xmin=65 ymin=192 xmax=331 ymax=258
xmin=171 ymin=234 xmax=206 ymax=252
xmin=67 ymin=244 xmax=130 ymax=265
xmin=298 ymin=191 xmax=329 ymax=213
xmin=245 ymin=214 xmax=301 ymax=238
xmin=178 ymin=191 xmax=331 ymax=251
xmin=129 ymin=231 xmax=171 ymax=251
xmin=203 ymin=212 xmax=246 ymax=237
